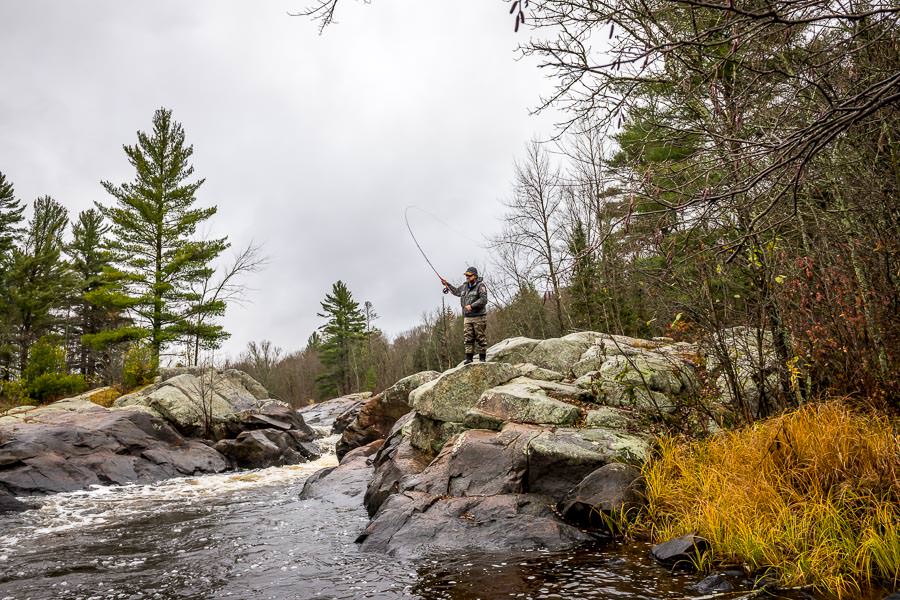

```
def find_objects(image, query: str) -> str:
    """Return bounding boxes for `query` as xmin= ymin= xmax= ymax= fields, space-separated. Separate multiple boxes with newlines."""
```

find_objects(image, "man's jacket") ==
xmin=448 ymin=277 xmax=488 ymax=318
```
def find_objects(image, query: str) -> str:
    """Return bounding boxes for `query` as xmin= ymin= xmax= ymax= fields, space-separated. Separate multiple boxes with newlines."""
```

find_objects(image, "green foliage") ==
xmin=0 ymin=378 xmax=29 ymax=407
xmin=22 ymin=336 xmax=85 ymax=404
xmin=22 ymin=336 xmax=67 ymax=382
xmin=98 ymin=107 xmax=229 ymax=362
xmin=315 ymin=280 xmax=367 ymax=397
xmin=26 ymin=373 xmax=85 ymax=404
xmin=122 ymin=343 xmax=157 ymax=390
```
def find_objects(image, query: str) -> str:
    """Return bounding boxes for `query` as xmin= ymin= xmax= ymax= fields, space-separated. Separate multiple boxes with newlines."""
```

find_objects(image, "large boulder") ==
xmin=356 ymin=491 xmax=595 ymax=557
xmin=463 ymin=381 xmax=582 ymax=430
xmin=404 ymin=425 xmax=540 ymax=497
xmin=524 ymin=337 xmax=592 ymax=375
xmin=709 ymin=327 xmax=780 ymax=417
xmin=365 ymin=437 xmax=432 ymax=517
xmin=299 ymin=440 xmax=382 ymax=509
xmin=336 ymin=371 xmax=439 ymax=461
xmin=113 ymin=368 xmax=272 ymax=436
xmin=576 ymin=377 xmax=676 ymax=414
xmin=599 ymin=353 xmax=695 ymax=396
xmin=485 ymin=337 xmax=540 ymax=364
xmin=0 ymin=405 xmax=227 ymax=495
xmin=298 ymin=395 xmax=369 ymax=434
xmin=525 ymin=427 xmax=650 ymax=498
xmin=410 ymin=362 xmax=520 ymax=423
xmin=403 ymin=412 xmax=466 ymax=454
xmin=213 ymin=428 xmax=320 ymax=469
xmin=557 ymin=463 xmax=645 ymax=530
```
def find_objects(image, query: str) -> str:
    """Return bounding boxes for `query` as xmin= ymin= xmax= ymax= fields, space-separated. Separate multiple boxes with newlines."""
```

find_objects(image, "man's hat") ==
xmin=465 ymin=267 xmax=478 ymax=277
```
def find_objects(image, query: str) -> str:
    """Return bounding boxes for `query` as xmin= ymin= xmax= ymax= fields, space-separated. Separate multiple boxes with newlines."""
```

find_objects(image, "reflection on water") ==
xmin=0 ymin=451 xmax=817 ymax=600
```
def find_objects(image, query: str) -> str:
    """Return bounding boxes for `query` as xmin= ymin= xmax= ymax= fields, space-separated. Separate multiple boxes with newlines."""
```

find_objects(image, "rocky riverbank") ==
xmin=302 ymin=331 xmax=707 ymax=558
xmin=0 ymin=367 xmax=321 ymax=504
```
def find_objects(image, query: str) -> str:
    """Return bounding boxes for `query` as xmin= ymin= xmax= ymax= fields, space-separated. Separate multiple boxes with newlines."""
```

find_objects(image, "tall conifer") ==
xmin=99 ymin=108 xmax=228 ymax=363
xmin=316 ymin=280 xmax=366 ymax=397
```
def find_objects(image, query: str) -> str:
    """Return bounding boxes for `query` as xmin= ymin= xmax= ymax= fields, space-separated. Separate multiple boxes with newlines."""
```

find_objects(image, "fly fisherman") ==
xmin=440 ymin=267 xmax=488 ymax=364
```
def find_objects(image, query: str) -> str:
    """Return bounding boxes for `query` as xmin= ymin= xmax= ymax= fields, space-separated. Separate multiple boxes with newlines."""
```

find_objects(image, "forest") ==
xmin=2 ymin=0 xmax=898 ymax=423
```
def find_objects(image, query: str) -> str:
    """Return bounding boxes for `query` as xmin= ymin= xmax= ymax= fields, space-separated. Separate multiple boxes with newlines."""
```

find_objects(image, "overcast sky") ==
xmin=0 ymin=1 xmax=557 ymax=360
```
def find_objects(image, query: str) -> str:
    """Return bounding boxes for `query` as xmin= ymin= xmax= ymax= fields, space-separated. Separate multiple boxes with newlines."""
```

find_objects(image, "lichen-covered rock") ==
xmin=113 ymin=369 xmax=271 ymax=436
xmin=599 ymin=353 xmax=693 ymax=395
xmin=525 ymin=338 xmax=592 ymax=375
xmin=485 ymin=337 xmax=540 ymax=364
xmin=513 ymin=363 xmax=565 ymax=382
xmin=584 ymin=406 xmax=637 ymax=429
xmin=525 ymin=427 xmax=650 ymax=498
xmin=403 ymin=412 xmax=466 ymax=454
xmin=298 ymin=396 xmax=367 ymax=433
xmin=464 ymin=381 xmax=581 ymax=430
xmin=410 ymin=362 xmax=520 ymax=423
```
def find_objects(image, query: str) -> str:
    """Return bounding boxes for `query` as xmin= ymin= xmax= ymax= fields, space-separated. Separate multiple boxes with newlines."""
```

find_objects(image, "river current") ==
xmin=0 ymin=437 xmax=807 ymax=600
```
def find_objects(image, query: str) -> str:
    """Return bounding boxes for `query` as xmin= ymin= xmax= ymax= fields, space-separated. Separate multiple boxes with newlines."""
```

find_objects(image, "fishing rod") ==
xmin=404 ymin=205 xmax=451 ymax=294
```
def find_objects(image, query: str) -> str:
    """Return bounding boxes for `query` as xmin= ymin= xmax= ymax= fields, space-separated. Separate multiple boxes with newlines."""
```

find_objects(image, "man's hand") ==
xmin=465 ymin=304 xmax=472 ymax=311
xmin=440 ymin=277 xmax=450 ymax=287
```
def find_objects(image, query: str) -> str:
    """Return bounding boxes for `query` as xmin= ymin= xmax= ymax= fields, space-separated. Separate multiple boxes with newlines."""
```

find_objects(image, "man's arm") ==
xmin=441 ymin=278 xmax=463 ymax=297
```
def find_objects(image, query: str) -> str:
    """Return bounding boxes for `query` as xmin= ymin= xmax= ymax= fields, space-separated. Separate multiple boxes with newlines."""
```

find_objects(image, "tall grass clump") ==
xmin=635 ymin=401 xmax=898 ymax=598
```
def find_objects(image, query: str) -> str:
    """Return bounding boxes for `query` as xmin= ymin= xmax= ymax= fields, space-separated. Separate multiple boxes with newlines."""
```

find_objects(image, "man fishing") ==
xmin=440 ymin=268 xmax=488 ymax=364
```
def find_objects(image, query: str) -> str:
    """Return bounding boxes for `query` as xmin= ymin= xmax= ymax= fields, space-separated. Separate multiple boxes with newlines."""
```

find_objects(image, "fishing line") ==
xmin=404 ymin=205 xmax=492 ymax=301
xmin=404 ymin=205 xmax=447 ymax=283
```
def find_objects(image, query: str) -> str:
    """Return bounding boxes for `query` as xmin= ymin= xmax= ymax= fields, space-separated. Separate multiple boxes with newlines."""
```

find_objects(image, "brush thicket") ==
xmin=630 ymin=402 xmax=898 ymax=598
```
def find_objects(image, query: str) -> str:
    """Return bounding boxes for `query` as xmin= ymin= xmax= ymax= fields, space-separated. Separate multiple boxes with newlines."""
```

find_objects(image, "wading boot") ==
xmin=479 ymin=353 xmax=486 ymax=362
xmin=464 ymin=353 xmax=474 ymax=365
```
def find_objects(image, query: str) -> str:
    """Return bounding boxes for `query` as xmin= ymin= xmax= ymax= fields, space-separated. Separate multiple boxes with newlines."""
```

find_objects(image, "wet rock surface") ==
xmin=0 ymin=405 xmax=228 ymax=495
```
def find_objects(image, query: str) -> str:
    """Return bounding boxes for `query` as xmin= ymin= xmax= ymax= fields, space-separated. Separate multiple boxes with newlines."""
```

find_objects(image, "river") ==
xmin=0 ymin=437 xmax=808 ymax=600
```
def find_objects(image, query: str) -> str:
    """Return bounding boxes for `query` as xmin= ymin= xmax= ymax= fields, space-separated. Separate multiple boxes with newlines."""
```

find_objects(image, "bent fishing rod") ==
xmin=404 ymin=205 xmax=451 ymax=294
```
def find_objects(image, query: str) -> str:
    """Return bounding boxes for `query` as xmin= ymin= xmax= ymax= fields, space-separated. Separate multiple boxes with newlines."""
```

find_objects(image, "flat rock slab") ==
xmin=357 ymin=491 xmax=595 ymax=557
xmin=464 ymin=381 xmax=582 ymax=430
xmin=485 ymin=337 xmax=540 ymax=364
xmin=0 ymin=407 xmax=227 ymax=495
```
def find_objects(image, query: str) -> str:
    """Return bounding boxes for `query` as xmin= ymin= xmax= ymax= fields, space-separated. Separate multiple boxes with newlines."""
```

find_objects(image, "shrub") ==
xmin=26 ymin=373 xmax=86 ymax=404
xmin=23 ymin=337 xmax=67 ymax=383
xmin=122 ymin=343 xmax=157 ymax=390
xmin=631 ymin=402 xmax=899 ymax=598
xmin=0 ymin=379 xmax=30 ymax=409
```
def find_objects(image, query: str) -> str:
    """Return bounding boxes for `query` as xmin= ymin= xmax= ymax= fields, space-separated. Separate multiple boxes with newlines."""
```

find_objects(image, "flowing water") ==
xmin=0 ymin=438 xmax=811 ymax=600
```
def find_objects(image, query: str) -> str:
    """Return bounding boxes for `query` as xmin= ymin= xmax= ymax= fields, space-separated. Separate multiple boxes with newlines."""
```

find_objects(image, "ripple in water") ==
xmin=0 ymin=450 xmax=814 ymax=600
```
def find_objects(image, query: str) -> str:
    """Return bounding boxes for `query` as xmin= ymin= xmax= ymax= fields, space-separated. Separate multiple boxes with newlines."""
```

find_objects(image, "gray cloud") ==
xmin=0 ymin=0 xmax=555 ymax=359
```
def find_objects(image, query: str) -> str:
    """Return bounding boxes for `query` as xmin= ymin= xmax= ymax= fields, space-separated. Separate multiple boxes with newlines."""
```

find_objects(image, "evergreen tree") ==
xmin=0 ymin=172 xmax=26 ymax=379
xmin=315 ymin=280 xmax=366 ymax=397
xmin=6 ymin=196 xmax=72 ymax=373
xmin=98 ymin=108 xmax=229 ymax=363
xmin=66 ymin=209 xmax=121 ymax=379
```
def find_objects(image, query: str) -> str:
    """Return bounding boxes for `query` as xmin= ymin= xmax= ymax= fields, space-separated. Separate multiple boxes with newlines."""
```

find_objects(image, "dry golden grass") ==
xmin=631 ymin=401 xmax=899 ymax=598
xmin=86 ymin=387 xmax=122 ymax=408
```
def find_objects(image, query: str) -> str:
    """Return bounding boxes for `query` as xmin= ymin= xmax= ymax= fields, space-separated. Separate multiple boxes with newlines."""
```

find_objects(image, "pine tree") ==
xmin=315 ymin=280 xmax=366 ymax=397
xmin=6 ymin=196 xmax=72 ymax=373
xmin=0 ymin=172 xmax=26 ymax=379
xmin=66 ymin=209 xmax=125 ymax=380
xmin=98 ymin=108 xmax=229 ymax=363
